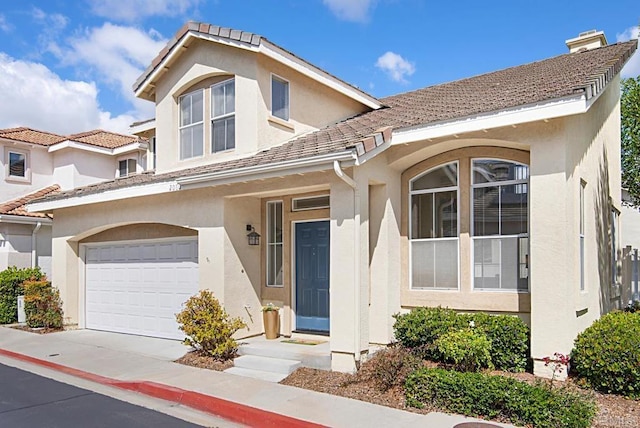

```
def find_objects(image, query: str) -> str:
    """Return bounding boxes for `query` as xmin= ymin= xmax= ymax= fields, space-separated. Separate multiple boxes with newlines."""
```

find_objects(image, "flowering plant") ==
xmin=543 ymin=352 xmax=570 ymax=388
xmin=261 ymin=303 xmax=279 ymax=312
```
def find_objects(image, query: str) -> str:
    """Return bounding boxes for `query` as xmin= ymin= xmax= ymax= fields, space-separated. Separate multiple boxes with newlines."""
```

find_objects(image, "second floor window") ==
xmin=271 ymin=75 xmax=289 ymax=121
xmin=179 ymin=89 xmax=204 ymax=160
xmin=118 ymin=159 xmax=137 ymax=177
xmin=8 ymin=151 xmax=26 ymax=178
xmin=211 ymin=79 xmax=235 ymax=152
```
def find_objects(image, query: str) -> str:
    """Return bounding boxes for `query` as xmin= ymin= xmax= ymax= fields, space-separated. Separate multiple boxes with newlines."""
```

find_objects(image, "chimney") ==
xmin=565 ymin=30 xmax=608 ymax=53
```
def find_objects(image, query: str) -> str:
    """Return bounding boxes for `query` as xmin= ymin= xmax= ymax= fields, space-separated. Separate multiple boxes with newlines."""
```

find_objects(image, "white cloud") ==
xmin=322 ymin=0 xmax=376 ymax=23
xmin=0 ymin=14 xmax=11 ymax=33
xmin=88 ymin=0 xmax=201 ymax=22
xmin=617 ymin=26 xmax=640 ymax=78
xmin=56 ymin=23 xmax=167 ymax=120
xmin=375 ymin=51 xmax=415 ymax=83
xmin=0 ymin=53 xmax=135 ymax=134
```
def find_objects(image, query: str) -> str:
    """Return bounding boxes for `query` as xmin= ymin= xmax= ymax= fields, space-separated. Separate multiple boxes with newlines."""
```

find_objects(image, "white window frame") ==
xmin=271 ymin=74 xmax=290 ymax=121
xmin=266 ymin=200 xmax=284 ymax=287
xmin=5 ymin=147 xmax=30 ymax=182
xmin=291 ymin=195 xmax=330 ymax=211
xmin=409 ymin=161 xmax=460 ymax=290
xmin=580 ymin=180 xmax=586 ymax=291
xmin=117 ymin=157 xmax=138 ymax=178
xmin=178 ymin=89 xmax=204 ymax=160
xmin=470 ymin=158 xmax=529 ymax=292
xmin=211 ymin=78 xmax=235 ymax=153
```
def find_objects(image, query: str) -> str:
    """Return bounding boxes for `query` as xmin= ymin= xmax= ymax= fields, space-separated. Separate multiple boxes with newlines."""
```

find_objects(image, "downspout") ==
xmin=333 ymin=161 xmax=362 ymax=367
xmin=31 ymin=222 xmax=42 ymax=268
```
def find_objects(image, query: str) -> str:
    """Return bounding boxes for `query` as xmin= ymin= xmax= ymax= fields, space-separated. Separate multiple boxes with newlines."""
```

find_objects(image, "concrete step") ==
xmin=237 ymin=342 xmax=331 ymax=371
xmin=223 ymin=366 xmax=289 ymax=383
xmin=233 ymin=355 xmax=302 ymax=375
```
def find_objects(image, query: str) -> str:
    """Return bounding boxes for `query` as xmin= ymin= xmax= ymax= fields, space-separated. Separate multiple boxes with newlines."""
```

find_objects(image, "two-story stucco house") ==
xmin=1 ymin=128 xmax=148 ymax=277
xmin=29 ymin=23 xmax=637 ymax=375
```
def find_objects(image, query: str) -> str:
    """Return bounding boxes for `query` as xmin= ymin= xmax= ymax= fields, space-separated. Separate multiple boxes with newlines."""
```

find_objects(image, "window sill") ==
xmin=5 ymin=176 xmax=31 ymax=184
xmin=268 ymin=115 xmax=294 ymax=131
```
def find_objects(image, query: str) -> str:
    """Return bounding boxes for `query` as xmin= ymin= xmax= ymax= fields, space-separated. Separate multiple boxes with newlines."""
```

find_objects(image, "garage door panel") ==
xmin=85 ymin=239 xmax=198 ymax=340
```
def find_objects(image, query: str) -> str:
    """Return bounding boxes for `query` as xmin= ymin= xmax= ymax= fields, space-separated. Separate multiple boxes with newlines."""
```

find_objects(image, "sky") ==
xmin=0 ymin=0 xmax=638 ymax=135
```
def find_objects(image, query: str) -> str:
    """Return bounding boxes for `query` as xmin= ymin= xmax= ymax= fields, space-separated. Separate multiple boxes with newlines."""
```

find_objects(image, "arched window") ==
xmin=409 ymin=162 xmax=459 ymax=289
xmin=471 ymin=159 xmax=529 ymax=291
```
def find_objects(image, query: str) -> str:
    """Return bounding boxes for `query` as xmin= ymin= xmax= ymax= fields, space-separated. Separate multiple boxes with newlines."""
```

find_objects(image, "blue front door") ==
xmin=295 ymin=221 xmax=330 ymax=332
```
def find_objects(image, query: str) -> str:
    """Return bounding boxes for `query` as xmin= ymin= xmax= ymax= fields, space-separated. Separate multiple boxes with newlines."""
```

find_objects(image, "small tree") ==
xmin=622 ymin=75 xmax=640 ymax=206
xmin=23 ymin=280 xmax=64 ymax=329
xmin=176 ymin=290 xmax=246 ymax=360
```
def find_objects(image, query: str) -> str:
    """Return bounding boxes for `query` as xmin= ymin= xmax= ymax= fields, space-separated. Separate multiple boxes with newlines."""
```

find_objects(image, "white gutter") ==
xmin=48 ymin=141 xmax=147 ymax=155
xmin=0 ymin=215 xmax=52 ymax=225
xmin=178 ymin=151 xmax=356 ymax=188
xmin=31 ymin=222 xmax=42 ymax=268
xmin=392 ymin=94 xmax=588 ymax=145
xmin=333 ymin=160 xmax=362 ymax=367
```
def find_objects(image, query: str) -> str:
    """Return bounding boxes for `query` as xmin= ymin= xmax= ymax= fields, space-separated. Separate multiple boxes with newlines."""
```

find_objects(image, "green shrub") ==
xmin=23 ymin=280 xmax=64 ymax=329
xmin=361 ymin=347 xmax=422 ymax=391
xmin=0 ymin=266 xmax=44 ymax=324
xmin=460 ymin=312 xmax=529 ymax=371
xmin=393 ymin=307 xmax=458 ymax=358
xmin=393 ymin=307 xmax=529 ymax=371
xmin=176 ymin=290 xmax=246 ymax=360
xmin=435 ymin=329 xmax=492 ymax=372
xmin=405 ymin=368 xmax=596 ymax=428
xmin=571 ymin=311 xmax=640 ymax=397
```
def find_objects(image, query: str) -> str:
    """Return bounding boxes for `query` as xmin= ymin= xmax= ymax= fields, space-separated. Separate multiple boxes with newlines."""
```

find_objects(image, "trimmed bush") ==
xmin=393 ymin=307 xmax=529 ymax=371
xmin=435 ymin=329 xmax=492 ymax=372
xmin=23 ymin=280 xmax=64 ymax=329
xmin=361 ymin=347 xmax=422 ymax=392
xmin=0 ymin=266 xmax=44 ymax=324
xmin=176 ymin=290 xmax=246 ymax=360
xmin=571 ymin=311 xmax=640 ymax=397
xmin=405 ymin=368 xmax=596 ymax=428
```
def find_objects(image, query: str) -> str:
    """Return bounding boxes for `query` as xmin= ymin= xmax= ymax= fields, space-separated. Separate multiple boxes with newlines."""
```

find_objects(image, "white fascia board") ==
xmin=392 ymin=94 xmax=587 ymax=145
xmin=48 ymin=141 xmax=145 ymax=156
xmin=27 ymin=181 xmax=179 ymax=212
xmin=0 ymin=214 xmax=52 ymax=225
xmin=129 ymin=119 xmax=156 ymax=134
xmin=135 ymin=31 xmax=381 ymax=110
xmin=177 ymin=151 xmax=356 ymax=188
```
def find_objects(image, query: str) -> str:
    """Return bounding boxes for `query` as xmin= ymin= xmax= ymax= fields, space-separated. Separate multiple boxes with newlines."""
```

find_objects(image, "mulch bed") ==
xmin=174 ymin=347 xmax=639 ymax=427
xmin=9 ymin=325 xmax=64 ymax=334
xmin=280 ymin=358 xmax=640 ymax=428
xmin=175 ymin=350 xmax=234 ymax=371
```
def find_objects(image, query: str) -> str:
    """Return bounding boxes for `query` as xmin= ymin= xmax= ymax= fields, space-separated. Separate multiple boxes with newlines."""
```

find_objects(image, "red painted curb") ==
xmin=0 ymin=348 xmax=326 ymax=428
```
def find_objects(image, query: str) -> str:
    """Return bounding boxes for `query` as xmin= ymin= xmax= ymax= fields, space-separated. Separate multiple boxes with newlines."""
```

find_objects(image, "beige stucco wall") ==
xmin=153 ymin=39 xmax=370 ymax=175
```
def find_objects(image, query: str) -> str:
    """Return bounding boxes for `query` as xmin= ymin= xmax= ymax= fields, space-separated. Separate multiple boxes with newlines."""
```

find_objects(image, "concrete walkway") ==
xmin=0 ymin=327 xmax=514 ymax=428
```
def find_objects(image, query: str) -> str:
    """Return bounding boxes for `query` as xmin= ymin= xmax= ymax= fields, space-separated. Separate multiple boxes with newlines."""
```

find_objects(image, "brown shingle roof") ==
xmin=68 ymin=129 xmax=144 ymax=149
xmin=0 ymin=185 xmax=59 ymax=218
xmin=33 ymin=39 xmax=637 ymax=205
xmin=0 ymin=128 xmax=66 ymax=146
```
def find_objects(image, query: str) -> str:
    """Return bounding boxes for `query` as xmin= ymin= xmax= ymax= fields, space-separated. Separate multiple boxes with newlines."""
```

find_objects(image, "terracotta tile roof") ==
xmin=67 ymin=129 xmax=145 ymax=149
xmin=33 ymin=39 xmax=637 ymax=205
xmin=0 ymin=128 xmax=66 ymax=146
xmin=0 ymin=185 xmax=59 ymax=218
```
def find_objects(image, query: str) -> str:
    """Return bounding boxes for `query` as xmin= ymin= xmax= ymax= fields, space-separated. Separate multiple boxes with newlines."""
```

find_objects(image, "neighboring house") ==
xmin=29 ymin=22 xmax=637 ymax=376
xmin=0 ymin=128 xmax=148 ymax=278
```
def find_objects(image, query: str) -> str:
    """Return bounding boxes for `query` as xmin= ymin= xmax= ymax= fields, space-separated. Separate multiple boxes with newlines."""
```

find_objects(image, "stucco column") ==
xmin=51 ymin=236 xmax=79 ymax=326
xmin=330 ymin=172 xmax=370 ymax=372
xmin=529 ymin=139 xmax=574 ymax=377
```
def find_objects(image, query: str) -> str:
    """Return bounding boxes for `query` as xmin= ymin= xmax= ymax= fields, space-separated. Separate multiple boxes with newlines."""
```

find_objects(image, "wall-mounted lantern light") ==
xmin=246 ymin=225 xmax=260 ymax=246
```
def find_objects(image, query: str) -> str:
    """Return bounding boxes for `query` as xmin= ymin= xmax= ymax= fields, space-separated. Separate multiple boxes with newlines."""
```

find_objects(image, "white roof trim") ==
xmin=28 ymin=151 xmax=356 ymax=212
xmin=135 ymin=31 xmax=381 ymax=110
xmin=0 ymin=214 xmax=52 ymax=225
xmin=48 ymin=140 xmax=147 ymax=155
xmin=28 ymin=182 xmax=178 ymax=212
xmin=129 ymin=119 xmax=156 ymax=134
xmin=392 ymin=93 xmax=588 ymax=145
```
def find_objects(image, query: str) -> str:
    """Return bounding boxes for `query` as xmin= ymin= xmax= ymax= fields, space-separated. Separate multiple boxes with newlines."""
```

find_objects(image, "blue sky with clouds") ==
xmin=0 ymin=0 xmax=638 ymax=135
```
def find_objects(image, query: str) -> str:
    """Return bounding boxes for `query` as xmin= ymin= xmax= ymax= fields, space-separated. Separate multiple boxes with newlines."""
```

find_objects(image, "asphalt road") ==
xmin=0 ymin=363 xmax=204 ymax=428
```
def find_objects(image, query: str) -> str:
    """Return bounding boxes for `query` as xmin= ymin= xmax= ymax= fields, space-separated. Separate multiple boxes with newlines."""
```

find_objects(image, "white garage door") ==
xmin=85 ymin=239 xmax=198 ymax=340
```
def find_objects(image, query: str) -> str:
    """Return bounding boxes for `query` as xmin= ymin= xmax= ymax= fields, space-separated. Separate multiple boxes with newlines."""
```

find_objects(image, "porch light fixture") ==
xmin=246 ymin=225 xmax=261 ymax=246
